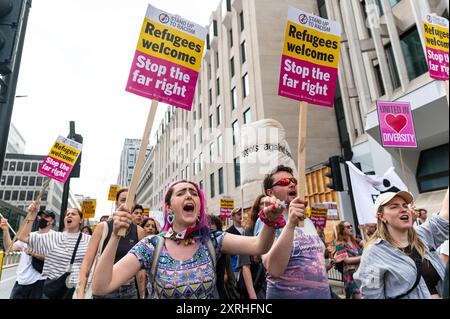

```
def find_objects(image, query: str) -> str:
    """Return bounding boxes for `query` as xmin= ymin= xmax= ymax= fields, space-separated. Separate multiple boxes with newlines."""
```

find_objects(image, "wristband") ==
xmin=258 ymin=210 xmax=286 ymax=229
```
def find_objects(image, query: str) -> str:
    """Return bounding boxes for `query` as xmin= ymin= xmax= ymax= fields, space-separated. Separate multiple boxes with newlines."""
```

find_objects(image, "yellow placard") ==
xmin=108 ymin=185 xmax=120 ymax=201
xmin=283 ymin=22 xmax=340 ymax=69
xmin=220 ymin=199 xmax=235 ymax=209
xmin=311 ymin=206 xmax=328 ymax=218
xmin=423 ymin=21 xmax=450 ymax=52
xmin=0 ymin=250 xmax=3 ymax=280
xmin=143 ymin=208 xmax=150 ymax=217
xmin=137 ymin=18 xmax=204 ymax=71
xmin=82 ymin=199 xmax=97 ymax=219
xmin=48 ymin=142 xmax=81 ymax=165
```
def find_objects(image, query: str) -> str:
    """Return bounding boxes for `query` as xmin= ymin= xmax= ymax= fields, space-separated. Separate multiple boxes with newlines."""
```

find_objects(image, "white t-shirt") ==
xmin=439 ymin=240 xmax=449 ymax=257
xmin=15 ymin=241 xmax=44 ymax=285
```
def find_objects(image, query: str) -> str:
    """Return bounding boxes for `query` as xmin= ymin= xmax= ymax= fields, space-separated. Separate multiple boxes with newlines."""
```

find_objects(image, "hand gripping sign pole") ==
xmin=117 ymin=101 xmax=158 ymax=237
xmin=297 ymin=102 xmax=308 ymax=227
xmin=5 ymin=178 xmax=51 ymax=254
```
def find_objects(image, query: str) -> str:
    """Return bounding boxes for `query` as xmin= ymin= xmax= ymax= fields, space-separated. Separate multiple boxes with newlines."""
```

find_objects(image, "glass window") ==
xmin=373 ymin=61 xmax=386 ymax=97
xmin=231 ymin=87 xmax=237 ymax=110
xmin=218 ymin=167 xmax=224 ymax=194
xmin=37 ymin=177 xmax=43 ymax=186
xmin=209 ymin=88 xmax=212 ymax=106
xmin=24 ymin=162 xmax=30 ymax=172
xmin=216 ymin=51 xmax=219 ymax=69
xmin=216 ymin=105 xmax=222 ymax=126
xmin=31 ymin=162 xmax=38 ymax=171
xmin=209 ymin=114 xmax=214 ymax=130
xmin=243 ymin=73 xmax=249 ymax=98
xmin=22 ymin=176 xmax=28 ymax=186
xmin=14 ymin=176 xmax=21 ymax=186
xmin=3 ymin=160 xmax=8 ymax=171
xmin=240 ymin=11 xmax=244 ymax=31
xmin=416 ymin=144 xmax=449 ymax=193
xmin=241 ymin=41 xmax=247 ymax=63
xmin=210 ymin=173 xmax=215 ymax=198
xmin=7 ymin=176 xmax=13 ymax=185
xmin=229 ymin=29 xmax=233 ymax=48
xmin=217 ymin=135 xmax=223 ymax=157
xmin=234 ymin=157 xmax=241 ymax=187
xmin=17 ymin=162 xmax=23 ymax=171
xmin=1 ymin=175 xmax=5 ymax=185
xmin=199 ymin=180 xmax=204 ymax=190
xmin=232 ymin=120 xmax=239 ymax=145
xmin=384 ymin=44 xmax=401 ymax=89
xmin=210 ymin=142 xmax=215 ymax=162
xmin=19 ymin=191 xmax=26 ymax=201
xmin=230 ymin=57 xmax=235 ymax=77
xmin=208 ymin=63 xmax=211 ymax=80
xmin=317 ymin=0 xmax=328 ymax=18
xmin=400 ymin=27 xmax=427 ymax=81
xmin=216 ymin=77 xmax=220 ymax=96
xmin=198 ymin=103 xmax=202 ymax=119
xmin=9 ymin=161 xmax=16 ymax=171
xmin=4 ymin=190 xmax=11 ymax=201
xmin=0 ymin=190 xmax=3 ymax=199
xmin=199 ymin=153 xmax=203 ymax=172
xmin=12 ymin=191 xmax=18 ymax=201
xmin=26 ymin=190 xmax=34 ymax=201
xmin=244 ymin=108 xmax=252 ymax=124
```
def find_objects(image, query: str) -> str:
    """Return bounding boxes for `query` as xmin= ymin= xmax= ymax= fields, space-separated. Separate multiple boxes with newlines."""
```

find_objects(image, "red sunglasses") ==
xmin=271 ymin=177 xmax=298 ymax=187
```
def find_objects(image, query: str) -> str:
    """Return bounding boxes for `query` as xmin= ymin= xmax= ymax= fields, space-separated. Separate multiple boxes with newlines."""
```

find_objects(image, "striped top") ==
xmin=28 ymin=231 xmax=90 ymax=285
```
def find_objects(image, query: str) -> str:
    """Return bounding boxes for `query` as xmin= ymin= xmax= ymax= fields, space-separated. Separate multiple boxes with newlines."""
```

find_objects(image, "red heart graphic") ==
xmin=385 ymin=114 xmax=407 ymax=133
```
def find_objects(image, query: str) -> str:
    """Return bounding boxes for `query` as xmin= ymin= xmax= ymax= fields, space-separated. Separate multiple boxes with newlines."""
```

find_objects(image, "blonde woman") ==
xmin=354 ymin=188 xmax=449 ymax=299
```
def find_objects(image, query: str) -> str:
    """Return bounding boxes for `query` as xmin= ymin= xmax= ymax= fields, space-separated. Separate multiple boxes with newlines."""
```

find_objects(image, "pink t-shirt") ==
xmin=266 ymin=227 xmax=330 ymax=299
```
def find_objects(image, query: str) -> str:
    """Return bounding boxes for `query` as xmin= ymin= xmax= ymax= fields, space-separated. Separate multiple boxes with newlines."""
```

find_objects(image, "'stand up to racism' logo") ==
xmin=159 ymin=13 xmax=170 ymax=24
xmin=299 ymin=13 xmax=308 ymax=24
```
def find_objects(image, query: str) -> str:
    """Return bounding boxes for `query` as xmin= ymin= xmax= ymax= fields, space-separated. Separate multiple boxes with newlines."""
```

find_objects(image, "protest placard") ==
xmin=310 ymin=204 xmax=328 ymax=230
xmin=376 ymin=101 xmax=417 ymax=148
xmin=220 ymin=198 xmax=234 ymax=219
xmin=126 ymin=4 xmax=207 ymax=110
xmin=143 ymin=207 xmax=150 ymax=217
xmin=278 ymin=7 xmax=341 ymax=107
xmin=108 ymin=185 xmax=121 ymax=201
xmin=423 ymin=14 xmax=449 ymax=81
xmin=38 ymin=136 xmax=82 ymax=183
xmin=82 ymin=199 xmax=97 ymax=219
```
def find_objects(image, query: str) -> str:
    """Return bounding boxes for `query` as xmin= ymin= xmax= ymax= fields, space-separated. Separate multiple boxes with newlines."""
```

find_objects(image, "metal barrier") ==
xmin=1 ymin=251 xmax=21 ymax=269
xmin=327 ymin=267 xmax=343 ymax=282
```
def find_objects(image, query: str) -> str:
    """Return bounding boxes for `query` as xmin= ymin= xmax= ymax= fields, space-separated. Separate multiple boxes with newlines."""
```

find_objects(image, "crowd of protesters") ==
xmin=1 ymin=163 xmax=448 ymax=300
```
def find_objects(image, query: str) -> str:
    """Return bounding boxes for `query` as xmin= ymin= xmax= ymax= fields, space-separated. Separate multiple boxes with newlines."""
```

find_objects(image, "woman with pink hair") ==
xmin=92 ymin=180 xmax=301 ymax=299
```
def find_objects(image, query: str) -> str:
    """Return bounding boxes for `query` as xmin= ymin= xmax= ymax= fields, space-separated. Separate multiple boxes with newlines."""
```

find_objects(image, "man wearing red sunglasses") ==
xmin=254 ymin=165 xmax=331 ymax=299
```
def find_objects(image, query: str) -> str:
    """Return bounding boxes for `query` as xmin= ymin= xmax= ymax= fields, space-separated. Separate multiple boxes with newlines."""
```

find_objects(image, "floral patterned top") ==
xmin=130 ymin=231 xmax=225 ymax=299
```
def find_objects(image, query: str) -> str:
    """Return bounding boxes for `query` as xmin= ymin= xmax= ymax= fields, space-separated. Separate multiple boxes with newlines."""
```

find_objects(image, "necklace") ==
xmin=398 ymin=245 xmax=412 ymax=255
xmin=163 ymin=227 xmax=199 ymax=246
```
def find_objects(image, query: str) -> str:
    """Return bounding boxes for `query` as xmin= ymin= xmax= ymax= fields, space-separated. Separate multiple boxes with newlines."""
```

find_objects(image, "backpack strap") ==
xmin=149 ymin=235 xmax=165 ymax=285
xmin=206 ymin=238 xmax=216 ymax=268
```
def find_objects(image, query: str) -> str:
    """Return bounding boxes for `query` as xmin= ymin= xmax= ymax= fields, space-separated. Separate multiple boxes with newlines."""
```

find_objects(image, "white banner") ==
xmin=346 ymin=162 xmax=407 ymax=225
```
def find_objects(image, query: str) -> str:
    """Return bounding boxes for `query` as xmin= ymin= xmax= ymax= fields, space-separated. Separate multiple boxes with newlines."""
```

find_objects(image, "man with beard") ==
xmin=254 ymin=165 xmax=331 ymax=299
xmin=1 ymin=210 xmax=55 ymax=299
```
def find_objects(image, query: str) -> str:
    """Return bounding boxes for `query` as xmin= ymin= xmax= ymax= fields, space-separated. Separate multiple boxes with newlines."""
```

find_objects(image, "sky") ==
xmin=12 ymin=0 xmax=220 ymax=219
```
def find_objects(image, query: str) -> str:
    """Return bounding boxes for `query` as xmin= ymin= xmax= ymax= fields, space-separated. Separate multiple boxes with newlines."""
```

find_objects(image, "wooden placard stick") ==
xmin=445 ymin=80 xmax=449 ymax=106
xmin=5 ymin=178 xmax=51 ymax=254
xmin=398 ymin=148 xmax=409 ymax=191
xmin=117 ymin=100 xmax=158 ymax=237
xmin=297 ymin=101 xmax=308 ymax=228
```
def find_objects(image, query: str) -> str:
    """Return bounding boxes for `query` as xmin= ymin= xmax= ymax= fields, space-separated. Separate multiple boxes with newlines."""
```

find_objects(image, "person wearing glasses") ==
xmin=255 ymin=165 xmax=331 ymax=299
xmin=334 ymin=221 xmax=364 ymax=299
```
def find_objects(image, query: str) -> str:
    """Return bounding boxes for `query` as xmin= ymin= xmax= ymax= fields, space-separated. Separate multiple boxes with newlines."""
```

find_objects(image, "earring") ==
xmin=168 ymin=211 xmax=175 ymax=225
xmin=197 ymin=215 xmax=201 ymax=222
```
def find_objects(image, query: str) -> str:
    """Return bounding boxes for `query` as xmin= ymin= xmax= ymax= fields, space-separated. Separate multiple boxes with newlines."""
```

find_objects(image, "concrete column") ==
xmin=340 ymin=0 xmax=372 ymax=117
xmin=410 ymin=0 xmax=431 ymax=55
xmin=381 ymin=0 xmax=410 ymax=92
xmin=365 ymin=0 xmax=394 ymax=98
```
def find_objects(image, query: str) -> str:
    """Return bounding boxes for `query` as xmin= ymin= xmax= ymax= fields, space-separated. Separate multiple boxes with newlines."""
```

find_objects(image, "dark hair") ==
xmin=263 ymin=165 xmax=294 ymax=194
xmin=133 ymin=204 xmax=144 ymax=212
xmin=115 ymin=188 xmax=128 ymax=202
xmin=207 ymin=214 xmax=222 ymax=231
xmin=80 ymin=226 xmax=93 ymax=235
xmin=248 ymin=194 xmax=265 ymax=233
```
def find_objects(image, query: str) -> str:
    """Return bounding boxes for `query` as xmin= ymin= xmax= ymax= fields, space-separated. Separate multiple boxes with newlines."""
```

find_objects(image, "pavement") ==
xmin=0 ymin=265 xmax=17 ymax=299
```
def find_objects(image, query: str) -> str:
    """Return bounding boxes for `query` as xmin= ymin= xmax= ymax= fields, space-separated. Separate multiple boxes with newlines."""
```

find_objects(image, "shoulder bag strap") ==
xmin=149 ymin=235 xmax=165 ymax=284
xmin=393 ymin=248 xmax=423 ymax=299
xmin=87 ymin=222 xmax=109 ymax=284
xmin=206 ymin=238 xmax=216 ymax=268
xmin=68 ymin=232 xmax=83 ymax=272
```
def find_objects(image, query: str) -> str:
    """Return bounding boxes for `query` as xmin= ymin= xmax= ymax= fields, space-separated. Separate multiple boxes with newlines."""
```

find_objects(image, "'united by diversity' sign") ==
xmin=278 ymin=7 xmax=341 ymax=107
xmin=126 ymin=4 xmax=207 ymax=110
xmin=376 ymin=101 xmax=417 ymax=148
xmin=38 ymin=136 xmax=82 ymax=183
xmin=423 ymin=14 xmax=449 ymax=80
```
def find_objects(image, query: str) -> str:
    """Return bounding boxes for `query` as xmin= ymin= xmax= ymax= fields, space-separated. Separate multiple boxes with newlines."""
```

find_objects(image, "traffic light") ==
xmin=0 ymin=0 xmax=24 ymax=74
xmin=69 ymin=133 xmax=83 ymax=178
xmin=324 ymin=156 xmax=344 ymax=191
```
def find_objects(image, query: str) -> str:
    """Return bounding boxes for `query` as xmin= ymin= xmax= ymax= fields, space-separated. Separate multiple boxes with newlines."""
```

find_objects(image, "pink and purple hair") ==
xmin=162 ymin=180 xmax=210 ymax=242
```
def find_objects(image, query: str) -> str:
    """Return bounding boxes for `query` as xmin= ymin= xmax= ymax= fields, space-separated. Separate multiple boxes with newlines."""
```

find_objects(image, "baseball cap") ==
xmin=374 ymin=191 xmax=414 ymax=215
xmin=231 ymin=207 xmax=242 ymax=216
xmin=38 ymin=210 xmax=56 ymax=219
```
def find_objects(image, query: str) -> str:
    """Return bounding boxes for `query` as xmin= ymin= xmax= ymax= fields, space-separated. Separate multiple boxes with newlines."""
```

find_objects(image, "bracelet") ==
xmin=258 ymin=210 xmax=286 ymax=229
xmin=27 ymin=219 xmax=35 ymax=223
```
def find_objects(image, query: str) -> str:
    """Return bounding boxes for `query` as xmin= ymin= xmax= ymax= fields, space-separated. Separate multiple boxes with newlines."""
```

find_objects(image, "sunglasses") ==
xmin=271 ymin=177 xmax=298 ymax=187
xmin=344 ymin=225 xmax=353 ymax=229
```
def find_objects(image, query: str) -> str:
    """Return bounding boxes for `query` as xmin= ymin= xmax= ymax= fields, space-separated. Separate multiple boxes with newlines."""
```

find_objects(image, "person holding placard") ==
xmin=92 ymin=180 xmax=285 ymax=299
xmin=354 ymin=188 xmax=449 ymax=299
xmin=256 ymin=165 xmax=330 ymax=299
